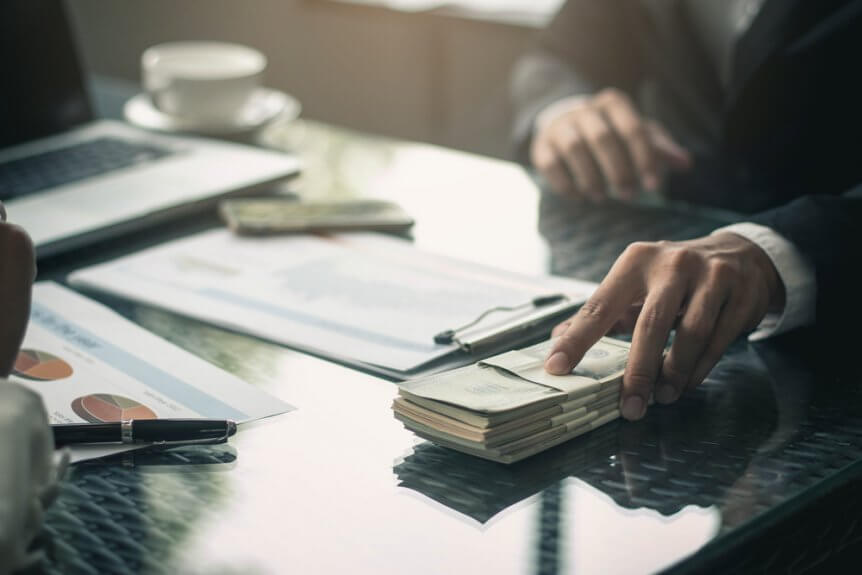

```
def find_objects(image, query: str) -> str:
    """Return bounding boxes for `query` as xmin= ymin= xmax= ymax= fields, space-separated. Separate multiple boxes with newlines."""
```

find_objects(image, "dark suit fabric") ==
xmin=511 ymin=0 xmax=862 ymax=351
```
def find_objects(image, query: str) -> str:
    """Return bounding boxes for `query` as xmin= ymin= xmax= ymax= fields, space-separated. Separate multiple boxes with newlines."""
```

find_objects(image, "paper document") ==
xmin=9 ymin=283 xmax=293 ymax=463
xmin=69 ymin=230 xmax=596 ymax=375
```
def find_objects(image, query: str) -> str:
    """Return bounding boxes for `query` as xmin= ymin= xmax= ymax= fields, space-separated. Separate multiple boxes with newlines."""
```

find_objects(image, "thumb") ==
xmin=647 ymin=121 xmax=692 ymax=171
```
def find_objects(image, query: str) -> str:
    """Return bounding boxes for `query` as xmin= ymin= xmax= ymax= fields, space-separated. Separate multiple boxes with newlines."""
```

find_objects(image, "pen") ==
xmin=52 ymin=419 xmax=237 ymax=447
xmin=433 ymin=293 xmax=569 ymax=346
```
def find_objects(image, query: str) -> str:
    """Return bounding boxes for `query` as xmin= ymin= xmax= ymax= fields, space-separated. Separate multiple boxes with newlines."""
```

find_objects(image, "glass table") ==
xmin=35 ymin=118 xmax=862 ymax=574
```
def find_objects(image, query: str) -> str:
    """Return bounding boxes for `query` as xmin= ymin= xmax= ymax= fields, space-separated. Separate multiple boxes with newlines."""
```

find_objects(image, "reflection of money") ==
xmin=394 ymin=337 xmax=630 ymax=463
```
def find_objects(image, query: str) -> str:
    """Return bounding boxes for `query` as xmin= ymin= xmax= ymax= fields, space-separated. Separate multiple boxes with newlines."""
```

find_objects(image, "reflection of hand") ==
xmin=531 ymin=89 xmax=692 ymax=201
xmin=0 ymin=203 xmax=36 ymax=377
xmin=545 ymin=233 xmax=784 ymax=421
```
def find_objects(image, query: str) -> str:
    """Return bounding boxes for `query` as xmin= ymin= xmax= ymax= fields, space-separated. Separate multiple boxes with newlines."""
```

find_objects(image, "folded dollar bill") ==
xmin=393 ymin=337 xmax=630 ymax=464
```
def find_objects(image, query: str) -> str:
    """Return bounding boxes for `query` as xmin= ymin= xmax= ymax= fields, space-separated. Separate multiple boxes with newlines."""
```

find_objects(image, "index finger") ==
xmin=545 ymin=263 xmax=643 ymax=374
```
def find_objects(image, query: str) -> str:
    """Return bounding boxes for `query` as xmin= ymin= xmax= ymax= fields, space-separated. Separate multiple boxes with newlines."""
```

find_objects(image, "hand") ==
xmin=0 ymin=201 xmax=36 ymax=377
xmin=531 ymin=88 xmax=692 ymax=202
xmin=544 ymin=233 xmax=784 ymax=420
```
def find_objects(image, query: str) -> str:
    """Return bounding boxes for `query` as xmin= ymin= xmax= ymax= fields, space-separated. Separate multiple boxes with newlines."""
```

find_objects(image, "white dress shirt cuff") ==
xmin=712 ymin=222 xmax=817 ymax=341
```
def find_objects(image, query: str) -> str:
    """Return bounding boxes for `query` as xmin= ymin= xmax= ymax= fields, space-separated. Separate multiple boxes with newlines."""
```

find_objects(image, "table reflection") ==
xmin=394 ymin=341 xmax=778 ymax=525
xmin=41 ymin=445 xmax=236 ymax=572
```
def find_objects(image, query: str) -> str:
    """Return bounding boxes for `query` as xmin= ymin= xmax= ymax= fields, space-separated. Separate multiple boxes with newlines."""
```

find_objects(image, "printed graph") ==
xmin=13 ymin=349 xmax=74 ymax=381
xmin=71 ymin=394 xmax=157 ymax=423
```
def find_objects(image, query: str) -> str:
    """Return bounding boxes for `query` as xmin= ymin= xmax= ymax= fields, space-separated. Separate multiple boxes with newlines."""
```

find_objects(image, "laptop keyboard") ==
xmin=0 ymin=137 xmax=173 ymax=200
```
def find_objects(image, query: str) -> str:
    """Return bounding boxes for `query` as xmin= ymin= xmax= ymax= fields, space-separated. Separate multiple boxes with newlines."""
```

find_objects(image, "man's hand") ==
xmin=531 ymin=88 xmax=692 ymax=201
xmin=544 ymin=233 xmax=784 ymax=420
xmin=0 ymin=201 xmax=36 ymax=377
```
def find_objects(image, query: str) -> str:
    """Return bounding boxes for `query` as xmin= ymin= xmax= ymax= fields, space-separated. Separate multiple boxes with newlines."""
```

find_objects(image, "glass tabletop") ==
xmin=36 ymin=119 xmax=862 ymax=574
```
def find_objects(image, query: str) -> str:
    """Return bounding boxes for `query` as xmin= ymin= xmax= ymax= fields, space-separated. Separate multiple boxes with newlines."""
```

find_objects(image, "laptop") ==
xmin=0 ymin=0 xmax=300 ymax=257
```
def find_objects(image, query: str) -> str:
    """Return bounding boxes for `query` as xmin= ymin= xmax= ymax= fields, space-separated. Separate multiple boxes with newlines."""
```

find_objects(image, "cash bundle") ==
xmin=393 ymin=337 xmax=630 ymax=464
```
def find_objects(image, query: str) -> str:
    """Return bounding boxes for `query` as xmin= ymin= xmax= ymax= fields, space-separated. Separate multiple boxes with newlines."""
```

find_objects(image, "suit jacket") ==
xmin=511 ymin=0 xmax=862 ymax=358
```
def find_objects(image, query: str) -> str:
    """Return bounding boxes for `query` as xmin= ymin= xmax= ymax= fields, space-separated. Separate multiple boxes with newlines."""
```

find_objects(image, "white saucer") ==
xmin=123 ymin=87 xmax=301 ymax=137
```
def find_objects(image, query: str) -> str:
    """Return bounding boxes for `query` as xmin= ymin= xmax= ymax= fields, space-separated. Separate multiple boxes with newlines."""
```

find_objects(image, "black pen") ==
xmin=52 ymin=419 xmax=237 ymax=447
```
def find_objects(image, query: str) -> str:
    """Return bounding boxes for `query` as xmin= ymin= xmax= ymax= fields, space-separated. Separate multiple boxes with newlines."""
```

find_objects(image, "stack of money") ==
xmin=393 ymin=337 xmax=630 ymax=464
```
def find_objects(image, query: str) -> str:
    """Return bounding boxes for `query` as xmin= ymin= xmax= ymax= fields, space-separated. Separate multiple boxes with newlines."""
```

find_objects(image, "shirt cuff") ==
xmin=712 ymin=222 xmax=817 ymax=341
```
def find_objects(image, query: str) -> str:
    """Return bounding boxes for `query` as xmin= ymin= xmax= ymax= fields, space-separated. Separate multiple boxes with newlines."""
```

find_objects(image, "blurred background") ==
xmin=67 ymin=0 xmax=565 ymax=160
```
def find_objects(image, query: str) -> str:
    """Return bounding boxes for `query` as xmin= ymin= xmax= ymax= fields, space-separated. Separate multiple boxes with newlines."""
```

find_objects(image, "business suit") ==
xmin=512 ymin=0 xmax=862 ymax=358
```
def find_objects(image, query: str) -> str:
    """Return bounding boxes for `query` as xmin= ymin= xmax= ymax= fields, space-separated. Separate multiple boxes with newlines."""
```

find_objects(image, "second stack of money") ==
xmin=393 ymin=337 xmax=630 ymax=464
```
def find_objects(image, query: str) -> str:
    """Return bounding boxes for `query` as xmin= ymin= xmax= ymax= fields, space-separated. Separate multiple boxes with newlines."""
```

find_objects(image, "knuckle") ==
xmin=638 ymin=305 xmax=670 ymax=332
xmin=708 ymin=259 xmax=741 ymax=282
xmin=597 ymin=87 xmax=627 ymax=105
xmin=552 ymin=320 xmax=571 ymax=336
xmin=621 ymin=241 xmax=656 ymax=263
xmin=578 ymin=299 xmax=611 ymax=323
xmin=557 ymin=332 xmax=580 ymax=349
xmin=665 ymin=247 xmax=696 ymax=270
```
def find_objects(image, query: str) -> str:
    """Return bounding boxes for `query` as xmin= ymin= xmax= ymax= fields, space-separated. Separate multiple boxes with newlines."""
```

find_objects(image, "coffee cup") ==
xmin=142 ymin=42 xmax=267 ymax=123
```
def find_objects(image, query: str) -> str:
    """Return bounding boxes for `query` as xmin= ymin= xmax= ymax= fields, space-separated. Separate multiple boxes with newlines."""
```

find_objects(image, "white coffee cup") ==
xmin=142 ymin=42 xmax=267 ymax=122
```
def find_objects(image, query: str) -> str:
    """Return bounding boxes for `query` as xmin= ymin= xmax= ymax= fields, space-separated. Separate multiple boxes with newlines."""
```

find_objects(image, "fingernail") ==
xmin=545 ymin=352 xmax=570 ymax=374
xmin=655 ymin=384 xmax=678 ymax=404
xmin=621 ymin=396 xmax=645 ymax=420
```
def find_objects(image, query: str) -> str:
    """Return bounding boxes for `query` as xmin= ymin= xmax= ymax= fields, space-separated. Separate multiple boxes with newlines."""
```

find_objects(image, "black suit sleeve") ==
xmin=510 ymin=0 xmax=647 ymax=164
xmin=750 ymin=185 xmax=862 ymax=353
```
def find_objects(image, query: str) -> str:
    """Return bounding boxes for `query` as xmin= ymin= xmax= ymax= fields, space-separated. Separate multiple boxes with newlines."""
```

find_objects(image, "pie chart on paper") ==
xmin=71 ymin=393 xmax=158 ymax=423
xmin=13 ymin=349 xmax=74 ymax=381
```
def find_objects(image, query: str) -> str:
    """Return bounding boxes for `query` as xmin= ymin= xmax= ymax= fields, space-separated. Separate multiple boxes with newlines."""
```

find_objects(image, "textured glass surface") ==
xmin=37 ymin=120 xmax=861 ymax=574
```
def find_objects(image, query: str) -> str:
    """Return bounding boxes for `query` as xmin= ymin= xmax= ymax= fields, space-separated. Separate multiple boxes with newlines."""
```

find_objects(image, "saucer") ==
xmin=123 ymin=87 xmax=301 ymax=137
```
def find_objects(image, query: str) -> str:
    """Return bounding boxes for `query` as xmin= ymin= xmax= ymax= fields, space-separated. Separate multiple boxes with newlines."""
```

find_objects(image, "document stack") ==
xmin=393 ymin=337 xmax=629 ymax=464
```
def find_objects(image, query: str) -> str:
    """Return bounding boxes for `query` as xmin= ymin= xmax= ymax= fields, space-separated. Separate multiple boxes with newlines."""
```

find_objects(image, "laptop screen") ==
xmin=0 ymin=0 xmax=93 ymax=148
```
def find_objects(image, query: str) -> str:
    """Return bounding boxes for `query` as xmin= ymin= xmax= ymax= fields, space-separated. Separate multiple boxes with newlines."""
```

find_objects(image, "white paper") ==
xmin=9 ymin=283 xmax=293 ymax=463
xmin=69 ymin=230 xmax=596 ymax=373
